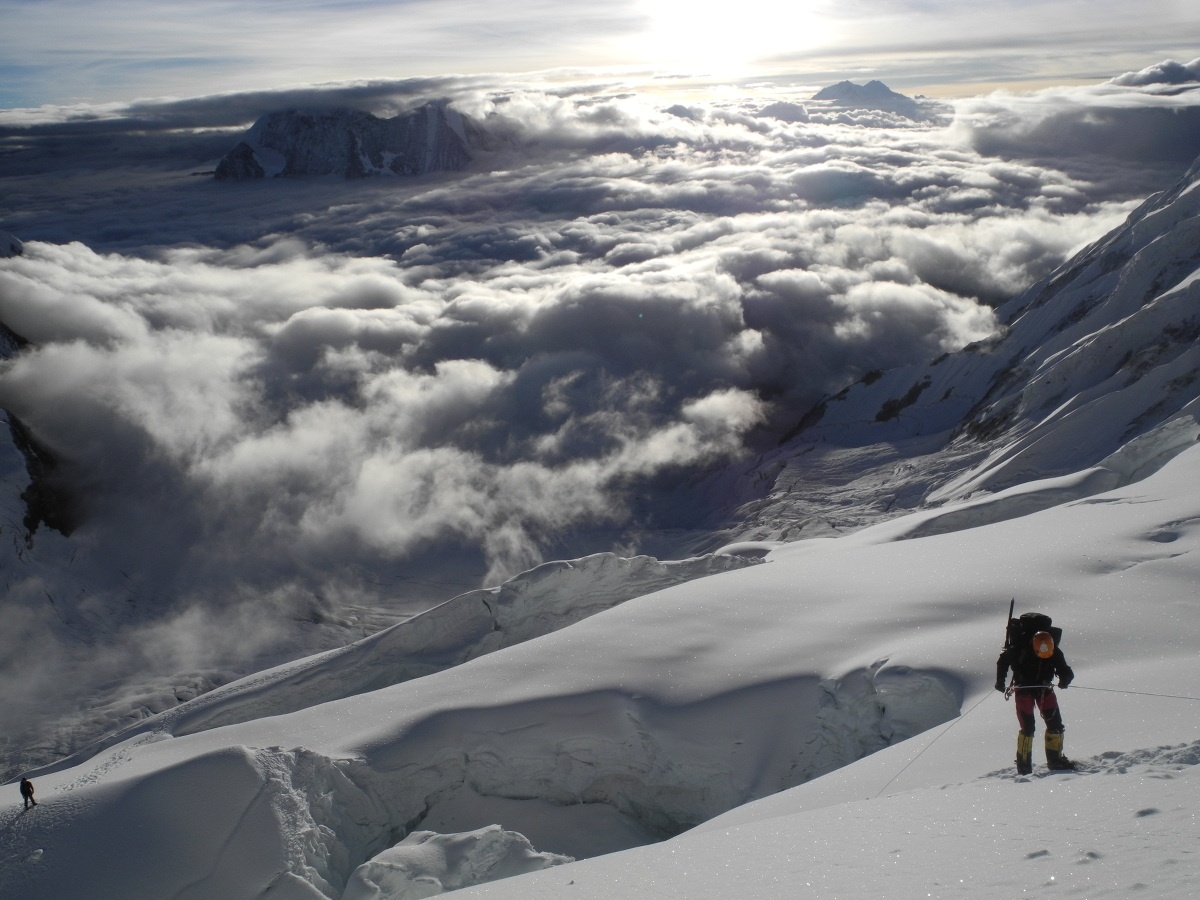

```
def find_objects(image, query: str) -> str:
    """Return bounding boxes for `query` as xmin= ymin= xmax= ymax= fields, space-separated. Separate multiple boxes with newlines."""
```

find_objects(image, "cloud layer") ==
xmin=2 ymin=66 xmax=1198 ymax=766
xmin=7 ymin=78 xmax=1191 ymax=582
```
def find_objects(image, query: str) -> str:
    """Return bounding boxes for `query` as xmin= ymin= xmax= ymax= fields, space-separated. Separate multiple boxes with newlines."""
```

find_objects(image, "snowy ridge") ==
xmin=863 ymin=413 xmax=1200 ymax=543
xmin=42 ymin=551 xmax=762 ymax=767
xmin=4 ymin=660 xmax=962 ymax=893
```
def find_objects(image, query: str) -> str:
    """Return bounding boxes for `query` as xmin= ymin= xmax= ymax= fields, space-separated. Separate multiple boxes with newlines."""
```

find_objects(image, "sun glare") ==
xmin=634 ymin=0 xmax=836 ymax=75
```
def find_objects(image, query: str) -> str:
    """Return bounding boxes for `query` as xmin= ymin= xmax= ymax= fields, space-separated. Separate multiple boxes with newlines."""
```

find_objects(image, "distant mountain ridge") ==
xmin=214 ymin=101 xmax=489 ymax=180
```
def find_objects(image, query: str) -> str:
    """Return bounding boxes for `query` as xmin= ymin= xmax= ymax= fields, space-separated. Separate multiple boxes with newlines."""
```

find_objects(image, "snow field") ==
xmin=452 ymin=741 xmax=1200 ymax=900
xmin=5 ymin=438 xmax=1200 ymax=897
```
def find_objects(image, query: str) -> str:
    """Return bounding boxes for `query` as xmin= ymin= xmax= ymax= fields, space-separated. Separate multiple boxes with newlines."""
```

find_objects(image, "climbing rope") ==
xmin=1069 ymin=685 xmax=1200 ymax=702
xmin=872 ymin=689 xmax=993 ymax=798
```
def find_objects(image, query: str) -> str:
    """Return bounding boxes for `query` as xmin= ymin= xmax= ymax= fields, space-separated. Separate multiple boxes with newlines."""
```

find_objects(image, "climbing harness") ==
xmin=1003 ymin=682 xmax=1058 ymax=699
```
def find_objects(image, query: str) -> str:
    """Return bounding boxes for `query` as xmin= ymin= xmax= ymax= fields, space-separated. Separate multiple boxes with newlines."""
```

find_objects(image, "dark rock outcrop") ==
xmin=214 ymin=142 xmax=265 ymax=180
xmin=0 ymin=317 xmax=81 ymax=542
xmin=0 ymin=230 xmax=23 ymax=258
xmin=7 ymin=413 xmax=81 ymax=541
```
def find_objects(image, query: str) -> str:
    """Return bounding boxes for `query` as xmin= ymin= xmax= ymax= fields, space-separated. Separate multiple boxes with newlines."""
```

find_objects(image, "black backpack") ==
xmin=1005 ymin=611 xmax=1063 ymax=659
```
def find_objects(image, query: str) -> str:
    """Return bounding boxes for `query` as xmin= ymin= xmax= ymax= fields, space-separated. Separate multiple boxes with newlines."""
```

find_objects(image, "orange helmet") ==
xmin=1032 ymin=631 xmax=1055 ymax=659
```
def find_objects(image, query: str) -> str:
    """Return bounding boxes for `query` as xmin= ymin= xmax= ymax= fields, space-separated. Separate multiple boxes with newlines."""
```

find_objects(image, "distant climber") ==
xmin=20 ymin=776 xmax=37 ymax=809
xmin=996 ymin=611 xmax=1075 ymax=774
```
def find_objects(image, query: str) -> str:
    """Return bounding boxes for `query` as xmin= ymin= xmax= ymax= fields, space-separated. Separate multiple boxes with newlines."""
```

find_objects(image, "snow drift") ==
xmin=341 ymin=826 xmax=571 ymax=900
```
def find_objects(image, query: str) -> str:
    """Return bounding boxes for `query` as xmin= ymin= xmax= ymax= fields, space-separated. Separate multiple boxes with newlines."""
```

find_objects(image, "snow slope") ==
xmin=454 ymin=741 xmax=1200 ymax=899
xmin=42 ymin=550 xmax=761 ymax=766
xmin=4 ymin=423 xmax=1200 ymax=898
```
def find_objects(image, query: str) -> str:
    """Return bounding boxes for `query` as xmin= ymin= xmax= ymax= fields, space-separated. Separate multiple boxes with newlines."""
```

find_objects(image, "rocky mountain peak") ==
xmin=214 ymin=101 xmax=489 ymax=180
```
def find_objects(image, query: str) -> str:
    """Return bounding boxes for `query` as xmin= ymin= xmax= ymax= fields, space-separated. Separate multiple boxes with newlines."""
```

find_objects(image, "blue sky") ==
xmin=2 ymin=0 xmax=1197 ymax=109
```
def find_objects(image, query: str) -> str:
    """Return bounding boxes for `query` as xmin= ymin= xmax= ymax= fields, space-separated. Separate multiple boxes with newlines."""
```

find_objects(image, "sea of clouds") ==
xmin=1 ymin=60 xmax=1198 ymax=772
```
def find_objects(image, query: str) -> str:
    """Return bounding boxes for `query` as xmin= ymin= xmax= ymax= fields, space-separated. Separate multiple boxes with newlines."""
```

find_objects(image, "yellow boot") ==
xmin=1045 ymin=731 xmax=1076 ymax=770
xmin=1016 ymin=733 xmax=1033 ymax=775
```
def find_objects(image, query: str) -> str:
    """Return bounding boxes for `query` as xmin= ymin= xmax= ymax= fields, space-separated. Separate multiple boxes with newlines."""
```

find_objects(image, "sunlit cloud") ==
xmin=1 ymin=0 xmax=1198 ymax=107
xmin=0 ymin=0 xmax=645 ymax=107
xmin=631 ymin=1 xmax=839 ymax=75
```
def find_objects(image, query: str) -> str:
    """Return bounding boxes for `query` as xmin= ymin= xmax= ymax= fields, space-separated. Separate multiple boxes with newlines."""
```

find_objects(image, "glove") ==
xmin=1058 ymin=679 xmax=1070 ymax=690
xmin=995 ymin=680 xmax=1006 ymax=693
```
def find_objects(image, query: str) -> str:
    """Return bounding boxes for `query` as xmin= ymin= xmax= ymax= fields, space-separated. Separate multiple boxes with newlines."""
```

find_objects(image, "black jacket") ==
xmin=997 ymin=643 xmax=1073 ymax=689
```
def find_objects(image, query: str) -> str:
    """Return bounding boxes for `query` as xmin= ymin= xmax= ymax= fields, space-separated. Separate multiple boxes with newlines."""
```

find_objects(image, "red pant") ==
xmin=1014 ymin=687 xmax=1064 ymax=735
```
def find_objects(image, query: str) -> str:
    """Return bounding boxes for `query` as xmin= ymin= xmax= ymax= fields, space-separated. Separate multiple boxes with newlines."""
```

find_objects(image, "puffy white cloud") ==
xmin=952 ymin=72 xmax=1200 ymax=194
xmin=1110 ymin=57 xmax=1200 ymax=87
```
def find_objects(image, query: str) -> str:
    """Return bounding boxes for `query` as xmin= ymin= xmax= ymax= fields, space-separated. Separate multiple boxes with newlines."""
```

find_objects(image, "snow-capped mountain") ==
xmin=215 ymin=102 xmax=488 ymax=180
xmin=4 ymin=149 xmax=1200 ymax=900
xmin=809 ymin=79 xmax=924 ymax=119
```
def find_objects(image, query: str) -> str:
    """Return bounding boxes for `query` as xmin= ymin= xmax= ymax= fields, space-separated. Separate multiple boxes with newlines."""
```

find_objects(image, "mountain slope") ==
xmin=7 ymin=151 xmax=1200 ymax=898
xmin=720 ymin=153 xmax=1200 ymax=546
